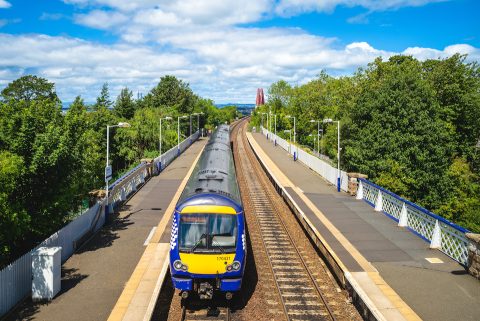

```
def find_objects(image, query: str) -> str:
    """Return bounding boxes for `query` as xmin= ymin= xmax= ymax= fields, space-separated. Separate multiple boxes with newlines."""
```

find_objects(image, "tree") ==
xmin=1 ymin=75 xmax=59 ymax=103
xmin=423 ymin=54 xmax=480 ymax=168
xmin=150 ymin=75 xmax=195 ymax=113
xmin=341 ymin=56 xmax=455 ymax=208
xmin=268 ymin=80 xmax=292 ymax=111
xmin=93 ymin=83 xmax=113 ymax=110
xmin=114 ymin=87 xmax=135 ymax=119
xmin=0 ymin=151 xmax=29 ymax=263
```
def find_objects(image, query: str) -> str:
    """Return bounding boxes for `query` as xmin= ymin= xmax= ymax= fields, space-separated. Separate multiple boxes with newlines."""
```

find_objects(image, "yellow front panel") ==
xmin=180 ymin=205 xmax=236 ymax=214
xmin=179 ymin=253 xmax=235 ymax=274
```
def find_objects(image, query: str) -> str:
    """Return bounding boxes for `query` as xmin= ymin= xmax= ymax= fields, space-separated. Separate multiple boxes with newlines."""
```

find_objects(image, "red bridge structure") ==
xmin=255 ymin=88 xmax=265 ymax=107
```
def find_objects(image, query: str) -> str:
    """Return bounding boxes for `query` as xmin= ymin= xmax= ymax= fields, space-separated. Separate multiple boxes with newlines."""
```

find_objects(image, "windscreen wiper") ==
xmin=190 ymin=233 xmax=207 ymax=253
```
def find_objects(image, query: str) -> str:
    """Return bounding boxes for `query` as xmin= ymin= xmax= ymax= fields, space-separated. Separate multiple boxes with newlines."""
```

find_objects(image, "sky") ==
xmin=0 ymin=0 xmax=478 ymax=104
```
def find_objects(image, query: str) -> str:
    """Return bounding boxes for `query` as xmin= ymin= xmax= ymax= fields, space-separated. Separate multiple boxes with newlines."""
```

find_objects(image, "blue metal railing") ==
xmin=357 ymin=178 xmax=470 ymax=265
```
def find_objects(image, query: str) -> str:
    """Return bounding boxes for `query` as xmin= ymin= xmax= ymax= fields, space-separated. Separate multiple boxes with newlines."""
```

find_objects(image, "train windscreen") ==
xmin=179 ymin=214 xmax=237 ymax=253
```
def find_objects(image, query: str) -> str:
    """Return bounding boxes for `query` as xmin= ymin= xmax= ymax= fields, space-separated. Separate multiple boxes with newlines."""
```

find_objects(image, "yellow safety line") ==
xmin=107 ymin=143 xmax=205 ymax=321
xmin=247 ymin=132 xmax=422 ymax=321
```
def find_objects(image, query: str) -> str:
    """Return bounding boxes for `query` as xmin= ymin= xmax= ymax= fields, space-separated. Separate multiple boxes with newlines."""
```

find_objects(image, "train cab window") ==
xmin=209 ymin=215 xmax=237 ymax=249
xmin=179 ymin=214 xmax=237 ymax=253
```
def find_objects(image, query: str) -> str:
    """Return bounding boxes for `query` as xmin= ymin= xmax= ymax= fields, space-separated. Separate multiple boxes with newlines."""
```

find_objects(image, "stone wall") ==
xmin=347 ymin=173 xmax=368 ymax=196
xmin=466 ymin=233 xmax=480 ymax=280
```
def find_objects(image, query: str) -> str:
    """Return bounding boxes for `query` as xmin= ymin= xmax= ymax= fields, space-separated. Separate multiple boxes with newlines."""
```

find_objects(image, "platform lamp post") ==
xmin=323 ymin=118 xmax=341 ymax=192
xmin=286 ymin=115 xmax=296 ymax=160
xmin=159 ymin=116 xmax=172 ymax=161
xmin=310 ymin=119 xmax=321 ymax=155
xmin=106 ymin=122 xmax=131 ymax=212
xmin=284 ymin=129 xmax=292 ymax=154
xmin=273 ymin=114 xmax=277 ymax=145
xmin=261 ymin=112 xmax=269 ymax=133
xmin=177 ymin=115 xmax=188 ymax=155
xmin=192 ymin=112 xmax=204 ymax=134
xmin=308 ymin=134 xmax=316 ymax=154
xmin=286 ymin=115 xmax=296 ymax=144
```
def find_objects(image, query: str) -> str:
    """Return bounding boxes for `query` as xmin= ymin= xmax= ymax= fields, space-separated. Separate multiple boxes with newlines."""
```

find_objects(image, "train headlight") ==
xmin=232 ymin=261 xmax=241 ymax=271
xmin=173 ymin=260 xmax=188 ymax=271
xmin=226 ymin=261 xmax=241 ymax=272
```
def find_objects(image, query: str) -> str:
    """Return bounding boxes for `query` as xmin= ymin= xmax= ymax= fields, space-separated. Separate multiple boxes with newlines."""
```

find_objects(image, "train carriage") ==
xmin=169 ymin=124 xmax=245 ymax=300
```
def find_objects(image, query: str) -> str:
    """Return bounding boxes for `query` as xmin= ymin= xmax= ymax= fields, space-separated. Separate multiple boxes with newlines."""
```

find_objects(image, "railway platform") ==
xmin=5 ymin=139 xmax=206 ymax=321
xmin=248 ymin=131 xmax=480 ymax=321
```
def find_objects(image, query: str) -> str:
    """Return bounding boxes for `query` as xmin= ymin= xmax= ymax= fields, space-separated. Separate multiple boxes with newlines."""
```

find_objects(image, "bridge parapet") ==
xmin=466 ymin=233 xmax=480 ymax=279
xmin=357 ymin=178 xmax=469 ymax=266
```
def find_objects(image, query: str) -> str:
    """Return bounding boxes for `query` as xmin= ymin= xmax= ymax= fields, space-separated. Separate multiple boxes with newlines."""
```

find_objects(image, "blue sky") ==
xmin=0 ymin=0 xmax=478 ymax=103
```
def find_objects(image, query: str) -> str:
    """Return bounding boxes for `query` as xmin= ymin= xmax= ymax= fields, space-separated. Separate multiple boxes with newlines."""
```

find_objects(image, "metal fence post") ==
xmin=375 ymin=190 xmax=383 ymax=212
xmin=356 ymin=180 xmax=363 ymax=200
xmin=430 ymin=220 xmax=442 ymax=249
xmin=398 ymin=203 xmax=408 ymax=227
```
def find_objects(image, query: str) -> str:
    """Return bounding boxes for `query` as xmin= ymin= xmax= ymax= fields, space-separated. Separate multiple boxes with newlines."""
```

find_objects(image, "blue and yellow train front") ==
xmin=169 ymin=195 xmax=245 ymax=299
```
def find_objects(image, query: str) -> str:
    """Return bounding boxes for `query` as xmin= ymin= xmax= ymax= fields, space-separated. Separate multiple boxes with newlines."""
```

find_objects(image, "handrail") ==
xmin=358 ymin=178 xmax=469 ymax=233
xmin=357 ymin=177 xmax=469 ymax=265
xmin=259 ymin=126 xmax=469 ymax=266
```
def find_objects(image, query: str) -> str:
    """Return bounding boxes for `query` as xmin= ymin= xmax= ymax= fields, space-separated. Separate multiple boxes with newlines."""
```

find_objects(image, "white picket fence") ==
xmin=261 ymin=127 xmax=349 ymax=192
xmin=0 ymin=131 xmax=200 ymax=317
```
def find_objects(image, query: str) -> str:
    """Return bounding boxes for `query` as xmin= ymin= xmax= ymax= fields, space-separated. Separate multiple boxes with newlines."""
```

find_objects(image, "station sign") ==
xmin=105 ymin=165 xmax=112 ymax=181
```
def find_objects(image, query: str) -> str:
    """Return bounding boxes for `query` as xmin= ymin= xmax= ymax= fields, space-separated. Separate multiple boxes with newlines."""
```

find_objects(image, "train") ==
xmin=169 ymin=124 xmax=245 ymax=300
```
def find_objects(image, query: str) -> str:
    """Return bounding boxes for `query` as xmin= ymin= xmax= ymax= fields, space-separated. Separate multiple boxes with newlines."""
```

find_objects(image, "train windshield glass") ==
xmin=179 ymin=214 xmax=237 ymax=253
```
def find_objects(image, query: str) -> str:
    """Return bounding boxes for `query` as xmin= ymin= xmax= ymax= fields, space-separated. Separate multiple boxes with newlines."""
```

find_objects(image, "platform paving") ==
xmin=5 ymin=139 xmax=206 ymax=321
xmin=251 ymin=132 xmax=480 ymax=321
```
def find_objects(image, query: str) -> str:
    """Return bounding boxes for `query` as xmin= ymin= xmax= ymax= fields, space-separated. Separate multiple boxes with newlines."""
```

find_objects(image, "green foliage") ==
xmin=436 ymin=158 xmax=480 ymax=232
xmin=1 ymin=75 xmax=59 ymax=103
xmin=114 ymin=87 xmax=136 ymax=119
xmin=0 ymin=151 xmax=29 ymax=261
xmin=253 ymin=54 xmax=480 ymax=232
xmin=93 ymin=82 xmax=113 ymax=111
xmin=0 ymin=74 xmax=237 ymax=263
xmin=148 ymin=75 xmax=195 ymax=113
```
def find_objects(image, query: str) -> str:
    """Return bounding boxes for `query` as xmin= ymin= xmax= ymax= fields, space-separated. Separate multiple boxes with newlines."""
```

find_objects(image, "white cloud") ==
xmin=0 ymin=33 xmax=191 ymax=101
xmin=40 ymin=12 xmax=69 ymax=21
xmin=75 ymin=10 xmax=128 ymax=29
xmin=1 ymin=29 xmax=476 ymax=104
xmin=402 ymin=44 xmax=480 ymax=61
xmin=274 ymin=0 xmax=446 ymax=16
xmin=0 ymin=0 xmax=11 ymax=9
xmin=1 ymin=0 xmax=476 ymax=104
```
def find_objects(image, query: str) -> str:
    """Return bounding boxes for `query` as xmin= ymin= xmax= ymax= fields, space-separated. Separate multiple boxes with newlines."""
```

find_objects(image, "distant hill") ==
xmin=62 ymin=102 xmax=255 ymax=114
xmin=215 ymin=103 xmax=255 ymax=116
xmin=214 ymin=103 xmax=255 ymax=108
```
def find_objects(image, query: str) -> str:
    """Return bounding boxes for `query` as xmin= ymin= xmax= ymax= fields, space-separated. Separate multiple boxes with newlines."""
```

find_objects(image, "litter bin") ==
xmin=32 ymin=247 xmax=61 ymax=301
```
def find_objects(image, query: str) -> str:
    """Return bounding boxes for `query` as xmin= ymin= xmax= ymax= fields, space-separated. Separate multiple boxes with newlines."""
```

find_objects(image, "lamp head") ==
xmin=310 ymin=119 xmax=316 ymax=123
xmin=164 ymin=116 xmax=172 ymax=120
xmin=117 ymin=122 xmax=131 ymax=128
xmin=323 ymin=118 xmax=333 ymax=123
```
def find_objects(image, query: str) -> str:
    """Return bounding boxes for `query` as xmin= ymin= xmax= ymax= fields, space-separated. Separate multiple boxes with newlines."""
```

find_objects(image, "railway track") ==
xmin=153 ymin=118 xmax=360 ymax=321
xmin=179 ymin=301 xmax=231 ymax=321
xmin=232 ymin=118 xmax=360 ymax=321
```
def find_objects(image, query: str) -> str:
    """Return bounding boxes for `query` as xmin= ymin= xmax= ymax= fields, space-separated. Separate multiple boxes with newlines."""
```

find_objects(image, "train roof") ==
xmin=178 ymin=124 xmax=242 ymax=208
